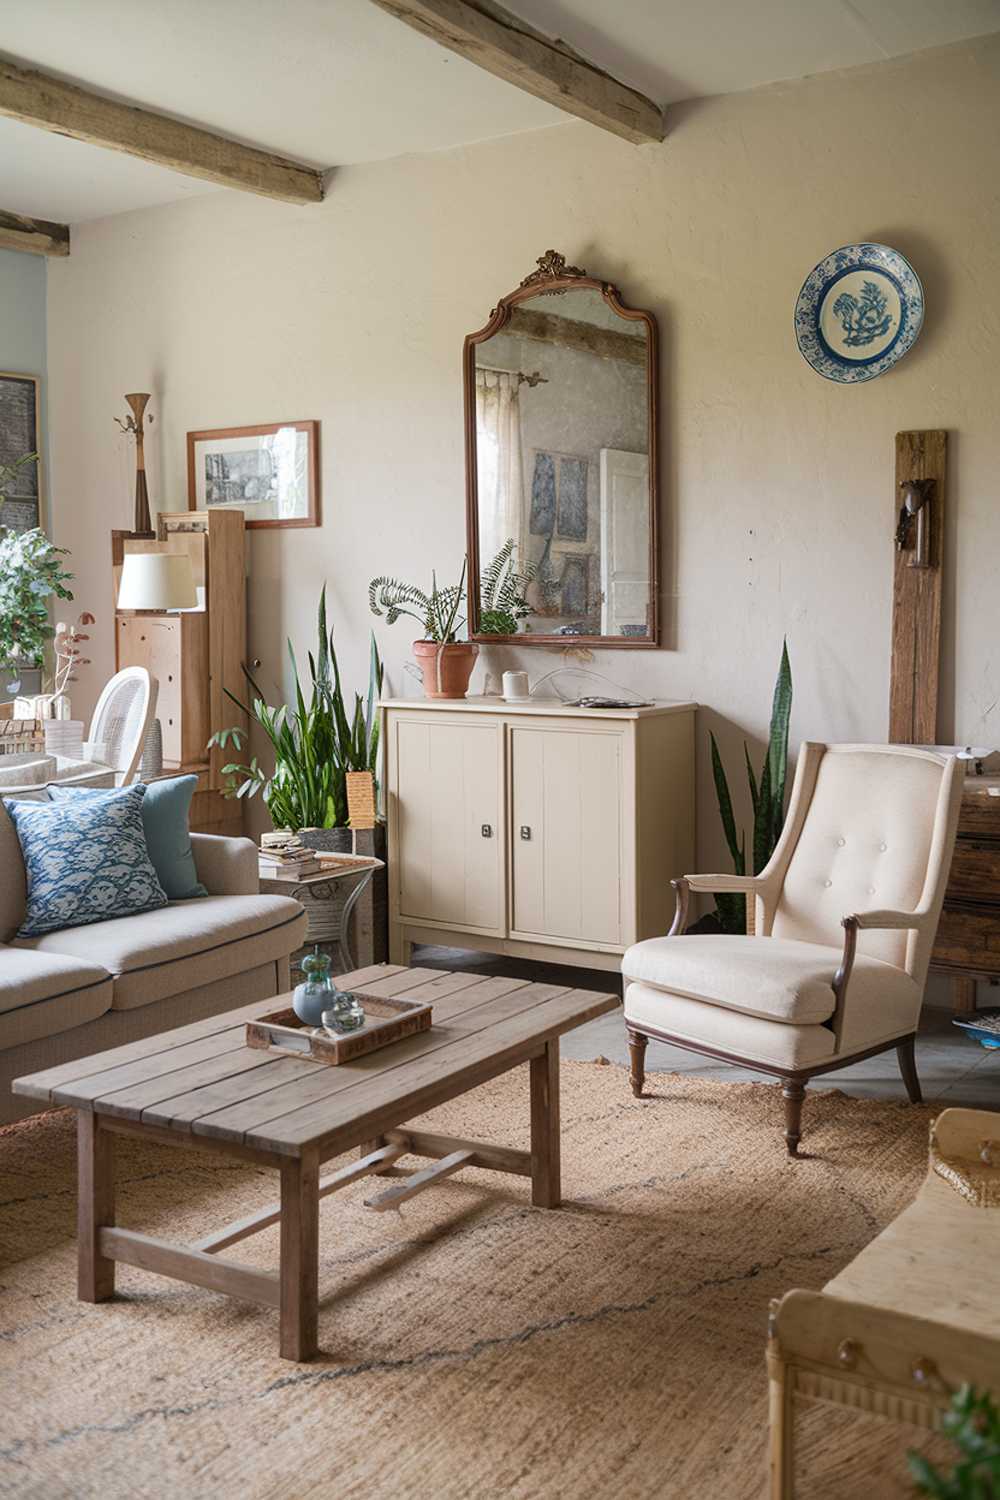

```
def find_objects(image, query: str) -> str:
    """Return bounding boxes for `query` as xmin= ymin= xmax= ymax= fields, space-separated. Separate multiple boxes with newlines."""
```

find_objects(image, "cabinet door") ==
xmin=510 ymin=726 xmax=623 ymax=945
xmin=395 ymin=717 xmax=503 ymax=932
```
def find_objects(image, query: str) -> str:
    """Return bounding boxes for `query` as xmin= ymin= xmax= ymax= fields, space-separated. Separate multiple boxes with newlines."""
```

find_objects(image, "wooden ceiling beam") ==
xmin=0 ymin=57 xmax=324 ymax=206
xmin=0 ymin=208 xmax=69 ymax=256
xmin=368 ymin=0 xmax=664 ymax=145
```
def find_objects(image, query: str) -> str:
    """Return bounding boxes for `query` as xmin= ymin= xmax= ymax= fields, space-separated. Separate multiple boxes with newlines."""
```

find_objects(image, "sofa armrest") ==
xmin=190 ymin=833 xmax=259 ymax=896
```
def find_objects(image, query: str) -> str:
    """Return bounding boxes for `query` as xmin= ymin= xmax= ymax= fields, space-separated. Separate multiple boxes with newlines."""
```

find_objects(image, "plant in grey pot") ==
xmin=210 ymin=587 xmax=383 ymax=852
xmin=369 ymin=560 xmax=477 ymax=698
xmin=0 ymin=526 xmax=74 ymax=697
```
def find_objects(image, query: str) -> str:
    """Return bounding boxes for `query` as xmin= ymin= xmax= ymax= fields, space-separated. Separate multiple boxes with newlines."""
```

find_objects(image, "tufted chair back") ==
xmin=764 ymin=744 xmax=964 ymax=981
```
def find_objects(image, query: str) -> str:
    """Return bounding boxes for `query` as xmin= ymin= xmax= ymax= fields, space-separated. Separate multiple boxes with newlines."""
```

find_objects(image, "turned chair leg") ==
xmin=896 ymin=1035 xmax=922 ymax=1104
xmin=627 ymin=1028 xmax=648 ymax=1098
xmin=782 ymin=1080 xmax=806 ymax=1158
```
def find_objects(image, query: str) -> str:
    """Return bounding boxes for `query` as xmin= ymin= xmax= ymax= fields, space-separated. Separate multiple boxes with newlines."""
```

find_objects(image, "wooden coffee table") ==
xmin=14 ymin=963 xmax=619 ymax=1361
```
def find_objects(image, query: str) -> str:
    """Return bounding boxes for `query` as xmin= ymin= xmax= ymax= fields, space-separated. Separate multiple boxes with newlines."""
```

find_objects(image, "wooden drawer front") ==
xmin=510 ymin=725 xmax=622 ymax=946
xmin=395 ymin=718 xmax=503 ymax=932
xmin=947 ymin=839 xmax=1000 ymax=902
xmin=933 ymin=902 xmax=1000 ymax=975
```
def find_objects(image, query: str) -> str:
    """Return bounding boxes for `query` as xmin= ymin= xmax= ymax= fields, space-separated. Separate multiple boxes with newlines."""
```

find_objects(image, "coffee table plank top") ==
xmin=14 ymin=965 xmax=620 ymax=1160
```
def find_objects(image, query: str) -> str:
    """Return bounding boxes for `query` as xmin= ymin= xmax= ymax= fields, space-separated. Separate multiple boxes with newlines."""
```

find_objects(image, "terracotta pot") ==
xmin=412 ymin=640 xmax=479 ymax=699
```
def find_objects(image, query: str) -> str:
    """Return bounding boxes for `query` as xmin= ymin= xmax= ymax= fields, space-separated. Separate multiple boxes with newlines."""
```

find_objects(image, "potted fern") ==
xmin=477 ymin=538 xmax=536 ymax=637
xmin=369 ymin=560 xmax=478 ymax=698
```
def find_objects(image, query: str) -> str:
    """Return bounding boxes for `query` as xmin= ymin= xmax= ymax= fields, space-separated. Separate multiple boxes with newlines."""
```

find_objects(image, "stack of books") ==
xmin=258 ymin=831 xmax=322 ymax=879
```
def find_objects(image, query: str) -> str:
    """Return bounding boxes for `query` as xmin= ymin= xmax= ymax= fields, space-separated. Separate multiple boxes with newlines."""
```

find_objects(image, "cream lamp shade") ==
xmin=117 ymin=552 xmax=198 ymax=611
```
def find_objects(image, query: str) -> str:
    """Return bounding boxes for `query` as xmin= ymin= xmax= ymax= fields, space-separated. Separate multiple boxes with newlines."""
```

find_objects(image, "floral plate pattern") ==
xmin=794 ymin=243 xmax=924 ymax=384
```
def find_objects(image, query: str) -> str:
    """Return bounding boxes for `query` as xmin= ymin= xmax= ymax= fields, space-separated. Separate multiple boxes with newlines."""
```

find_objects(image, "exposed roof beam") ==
xmin=0 ymin=56 xmax=324 ymax=206
xmin=368 ymin=0 xmax=664 ymax=145
xmin=0 ymin=207 xmax=69 ymax=256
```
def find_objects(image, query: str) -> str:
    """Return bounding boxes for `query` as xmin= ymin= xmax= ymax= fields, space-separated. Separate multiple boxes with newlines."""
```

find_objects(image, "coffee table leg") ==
xmin=78 ymin=1111 xmax=115 ymax=1302
xmin=530 ymin=1039 xmax=561 ymax=1209
xmin=280 ymin=1148 xmax=320 ymax=1361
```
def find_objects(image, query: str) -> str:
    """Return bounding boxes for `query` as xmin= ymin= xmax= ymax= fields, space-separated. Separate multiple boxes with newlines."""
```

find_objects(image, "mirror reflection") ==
xmin=473 ymin=283 xmax=653 ymax=641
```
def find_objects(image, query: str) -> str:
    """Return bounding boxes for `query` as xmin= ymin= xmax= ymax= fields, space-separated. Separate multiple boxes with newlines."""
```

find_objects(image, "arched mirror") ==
xmin=464 ymin=250 xmax=658 ymax=647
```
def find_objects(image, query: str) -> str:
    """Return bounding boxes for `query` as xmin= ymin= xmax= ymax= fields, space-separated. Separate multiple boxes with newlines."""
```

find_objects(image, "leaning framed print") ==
xmin=0 ymin=372 xmax=42 ymax=534
xmin=186 ymin=420 xmax=319 ymax=529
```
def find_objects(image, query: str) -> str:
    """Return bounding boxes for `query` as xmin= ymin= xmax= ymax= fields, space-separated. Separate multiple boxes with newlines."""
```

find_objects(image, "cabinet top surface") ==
xmin=380 ymin=695 xmax=697 ymax=720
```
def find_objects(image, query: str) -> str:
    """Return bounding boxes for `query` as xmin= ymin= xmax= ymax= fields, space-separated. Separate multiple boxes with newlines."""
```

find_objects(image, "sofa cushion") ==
xmin=0 ymin=803 xmax=27 ymax=944
xmin=14 ymin=894 xmax=307 ymax=1010
xmin=622 ymin=933 xmax=918 ymax=1028
xmin=4 ymin=784 xmax=168 ymax=938
xmin=50 ymin=775 xmax=207 ymax=900
xmin=0 ymin=946 xmax=112 ymax=1049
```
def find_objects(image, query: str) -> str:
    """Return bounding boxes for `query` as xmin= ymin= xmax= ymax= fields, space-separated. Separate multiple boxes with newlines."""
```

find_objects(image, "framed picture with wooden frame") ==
xmin=0 ymin=372 xmax=42 ymax=534
xmin=186 ymin=420 xmax=319 ymax=530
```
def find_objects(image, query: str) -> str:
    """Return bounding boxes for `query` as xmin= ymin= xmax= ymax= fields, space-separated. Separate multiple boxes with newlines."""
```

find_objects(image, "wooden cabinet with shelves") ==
xmin=383 ymin=696 xmax=696 ymax=971
xmin=932 ymin=775 xmax=1000 ymax=1013
xmin=112 ymin=509 xmax=246 ymax=836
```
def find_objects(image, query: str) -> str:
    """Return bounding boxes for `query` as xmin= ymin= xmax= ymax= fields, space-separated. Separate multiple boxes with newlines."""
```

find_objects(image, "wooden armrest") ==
xmin=685 ymin=873 xmax=763 ymax=894
xmin=844 ymin=908 xmax=927 ymax=931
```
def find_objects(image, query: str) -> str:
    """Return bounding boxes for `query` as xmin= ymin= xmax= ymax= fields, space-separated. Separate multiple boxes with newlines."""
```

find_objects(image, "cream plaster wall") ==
xmin=45 ymin=37 xmax=1000 ymax=881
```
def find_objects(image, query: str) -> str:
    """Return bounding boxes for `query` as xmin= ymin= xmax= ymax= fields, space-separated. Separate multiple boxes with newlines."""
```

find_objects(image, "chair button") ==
xmin=824 ymin=879 xmax=833 ymax=888
xmin=879 ymin=842 xmax=888 ymax=852
xmin=836 ymin=837 xmax=846 ymax=847
xmin=868 ymin=886 xmax=876 ymax=895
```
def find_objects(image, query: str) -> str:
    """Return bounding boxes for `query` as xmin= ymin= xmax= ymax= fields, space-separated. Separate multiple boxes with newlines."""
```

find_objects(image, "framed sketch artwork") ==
xmin=0 ymin=372 xmax=42 ymax=534
xmin=186 ymin=420 xmax=319 ymax=529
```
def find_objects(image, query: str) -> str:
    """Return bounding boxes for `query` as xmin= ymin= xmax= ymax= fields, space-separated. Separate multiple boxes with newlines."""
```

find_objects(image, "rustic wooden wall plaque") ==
xmin=889 ymin=430 xmax=947 ymax=743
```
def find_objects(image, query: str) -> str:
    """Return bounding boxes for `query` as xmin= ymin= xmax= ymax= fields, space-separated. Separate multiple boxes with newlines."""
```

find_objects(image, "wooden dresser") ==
xmin=381 ymin=696 xmax=696 ymax=971
xmin=932 ymin=775 xmax=1000 ymax=1013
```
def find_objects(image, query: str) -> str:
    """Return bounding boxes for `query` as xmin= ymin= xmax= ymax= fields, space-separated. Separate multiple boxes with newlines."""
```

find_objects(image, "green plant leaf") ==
xmin=710 ymin=731 xmax=745 ymax=875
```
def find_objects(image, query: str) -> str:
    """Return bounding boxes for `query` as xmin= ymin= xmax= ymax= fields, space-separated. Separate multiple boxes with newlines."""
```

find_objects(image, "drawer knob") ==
xmin=481 ymin=824 xmax=493 ymax=839
xmin=520 ymin=825 xmax=532 ymax=841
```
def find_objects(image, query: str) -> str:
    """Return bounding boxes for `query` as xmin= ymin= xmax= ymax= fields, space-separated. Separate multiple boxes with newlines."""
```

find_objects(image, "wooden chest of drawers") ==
xmin=932 ymin=776 xmax=1000 ymax=1013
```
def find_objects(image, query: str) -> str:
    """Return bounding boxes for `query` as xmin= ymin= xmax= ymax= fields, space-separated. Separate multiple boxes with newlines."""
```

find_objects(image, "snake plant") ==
xmin=209 ymin=587 xmax=383 ymax=831
xmin=709 ymin=640 xmax=792 ymax=934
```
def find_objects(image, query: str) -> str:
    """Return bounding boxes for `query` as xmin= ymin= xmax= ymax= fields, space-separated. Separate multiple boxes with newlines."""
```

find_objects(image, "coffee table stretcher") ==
xmin=16 ymin=967 xmax=617 ymax=1362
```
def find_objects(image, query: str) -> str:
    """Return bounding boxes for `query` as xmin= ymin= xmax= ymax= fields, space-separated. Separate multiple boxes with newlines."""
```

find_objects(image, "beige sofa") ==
xmin=0 ymin=806 xmax=308 ymax=1125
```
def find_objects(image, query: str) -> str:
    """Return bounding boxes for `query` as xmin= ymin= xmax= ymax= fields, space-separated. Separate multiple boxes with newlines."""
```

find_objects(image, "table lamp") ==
xmin=117 ymin=552 xmax=197 ymax=611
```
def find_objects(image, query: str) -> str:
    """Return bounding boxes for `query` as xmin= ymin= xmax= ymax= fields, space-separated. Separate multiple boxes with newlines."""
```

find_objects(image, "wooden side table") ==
xmin=258 ymin=854 xmax=384 ymax=973
xmin=932 ymin=776 xmax=1000 ymax=1014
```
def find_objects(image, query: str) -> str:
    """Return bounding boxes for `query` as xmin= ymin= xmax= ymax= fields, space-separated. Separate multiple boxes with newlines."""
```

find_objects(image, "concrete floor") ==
xmin=413 ymin=944 xmax=1000 ymax=1109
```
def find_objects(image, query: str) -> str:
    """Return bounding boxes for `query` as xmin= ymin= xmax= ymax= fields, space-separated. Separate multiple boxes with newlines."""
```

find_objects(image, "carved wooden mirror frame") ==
xmin=464 ymin=250 xmax=659 ymax=648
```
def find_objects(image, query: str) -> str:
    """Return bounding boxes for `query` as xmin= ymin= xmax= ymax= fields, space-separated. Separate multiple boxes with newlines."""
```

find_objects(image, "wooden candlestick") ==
xmin=115 ymin=393 xmax=154 ymax=535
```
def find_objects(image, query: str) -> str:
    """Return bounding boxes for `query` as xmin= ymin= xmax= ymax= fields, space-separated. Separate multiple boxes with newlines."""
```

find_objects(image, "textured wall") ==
xmin=44 ymin=37 xmax=1000 ymax=886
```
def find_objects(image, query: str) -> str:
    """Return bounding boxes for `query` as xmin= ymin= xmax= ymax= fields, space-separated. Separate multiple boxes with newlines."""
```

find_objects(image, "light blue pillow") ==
xmin=48 ymin=775 xmax=207 ymax=900
xmin=4 ymin=784 xmax=169 ymax=938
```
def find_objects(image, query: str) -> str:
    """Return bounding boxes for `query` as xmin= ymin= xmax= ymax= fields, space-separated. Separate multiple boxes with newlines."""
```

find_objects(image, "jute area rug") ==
xmin=0 ymin=1063 xmax=940 ymax=1499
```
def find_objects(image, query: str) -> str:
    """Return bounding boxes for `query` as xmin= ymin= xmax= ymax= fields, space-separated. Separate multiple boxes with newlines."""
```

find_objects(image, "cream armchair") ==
xmin=623 ymin=744 xmax=965 ymax=1155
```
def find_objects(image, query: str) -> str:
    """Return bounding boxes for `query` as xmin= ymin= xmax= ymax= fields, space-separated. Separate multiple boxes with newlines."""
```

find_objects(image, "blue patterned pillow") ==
xmin=4 ymin=784 xmax=169 ymax=938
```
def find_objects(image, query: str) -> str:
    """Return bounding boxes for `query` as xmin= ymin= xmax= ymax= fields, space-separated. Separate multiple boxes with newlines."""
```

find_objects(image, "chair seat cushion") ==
xmin=13 ymin=894 xmax=307 ymax=1011
xmin=622 ymin=934 xmax=918 ymax=1027
xmin=0 ymin=946 xmax=112 ymax=1048
xmin=624 ymin=981 xmax=837 ymax=1070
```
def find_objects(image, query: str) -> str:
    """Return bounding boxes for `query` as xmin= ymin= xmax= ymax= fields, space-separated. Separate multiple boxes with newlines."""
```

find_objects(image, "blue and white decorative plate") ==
xmin=794 ymin=243 xmax=924 ymax=384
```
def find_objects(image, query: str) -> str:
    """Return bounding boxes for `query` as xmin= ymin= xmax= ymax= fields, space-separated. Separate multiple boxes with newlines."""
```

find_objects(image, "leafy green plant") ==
xmin=709 ymin=640 xmax=792 ymax=933
xmin=909 ymin=1385 xmax=1000 ymax=1498
xmin=368 ymin=560 xmax=467 ymax=642
xmin=0 ymin=451 xmax=38 ymax=510
xmin=0 ymin=528 xmax=74 ymax=692
xmin=479 ymin=538 xmax=536 ymax=634
xmin=209 ymin=587 xmax=383 ymax=831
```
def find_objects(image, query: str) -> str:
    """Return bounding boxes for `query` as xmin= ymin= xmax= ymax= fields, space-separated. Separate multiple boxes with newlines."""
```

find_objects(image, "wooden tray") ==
xmin=245 ymin=990 xmax=432 ymax=1065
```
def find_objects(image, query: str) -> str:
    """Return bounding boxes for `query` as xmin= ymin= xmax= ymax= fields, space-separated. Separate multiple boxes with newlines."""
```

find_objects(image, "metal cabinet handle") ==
xmin=520 ymin=825 xmax=532 ymax=841
xmin=481 ymin=824 xmax=493 ymax=838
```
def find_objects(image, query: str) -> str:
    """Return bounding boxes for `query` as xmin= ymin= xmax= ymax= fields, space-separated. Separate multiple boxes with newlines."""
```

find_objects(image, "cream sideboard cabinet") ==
xmin=382 ymin=696 xmax=696 ymax=971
